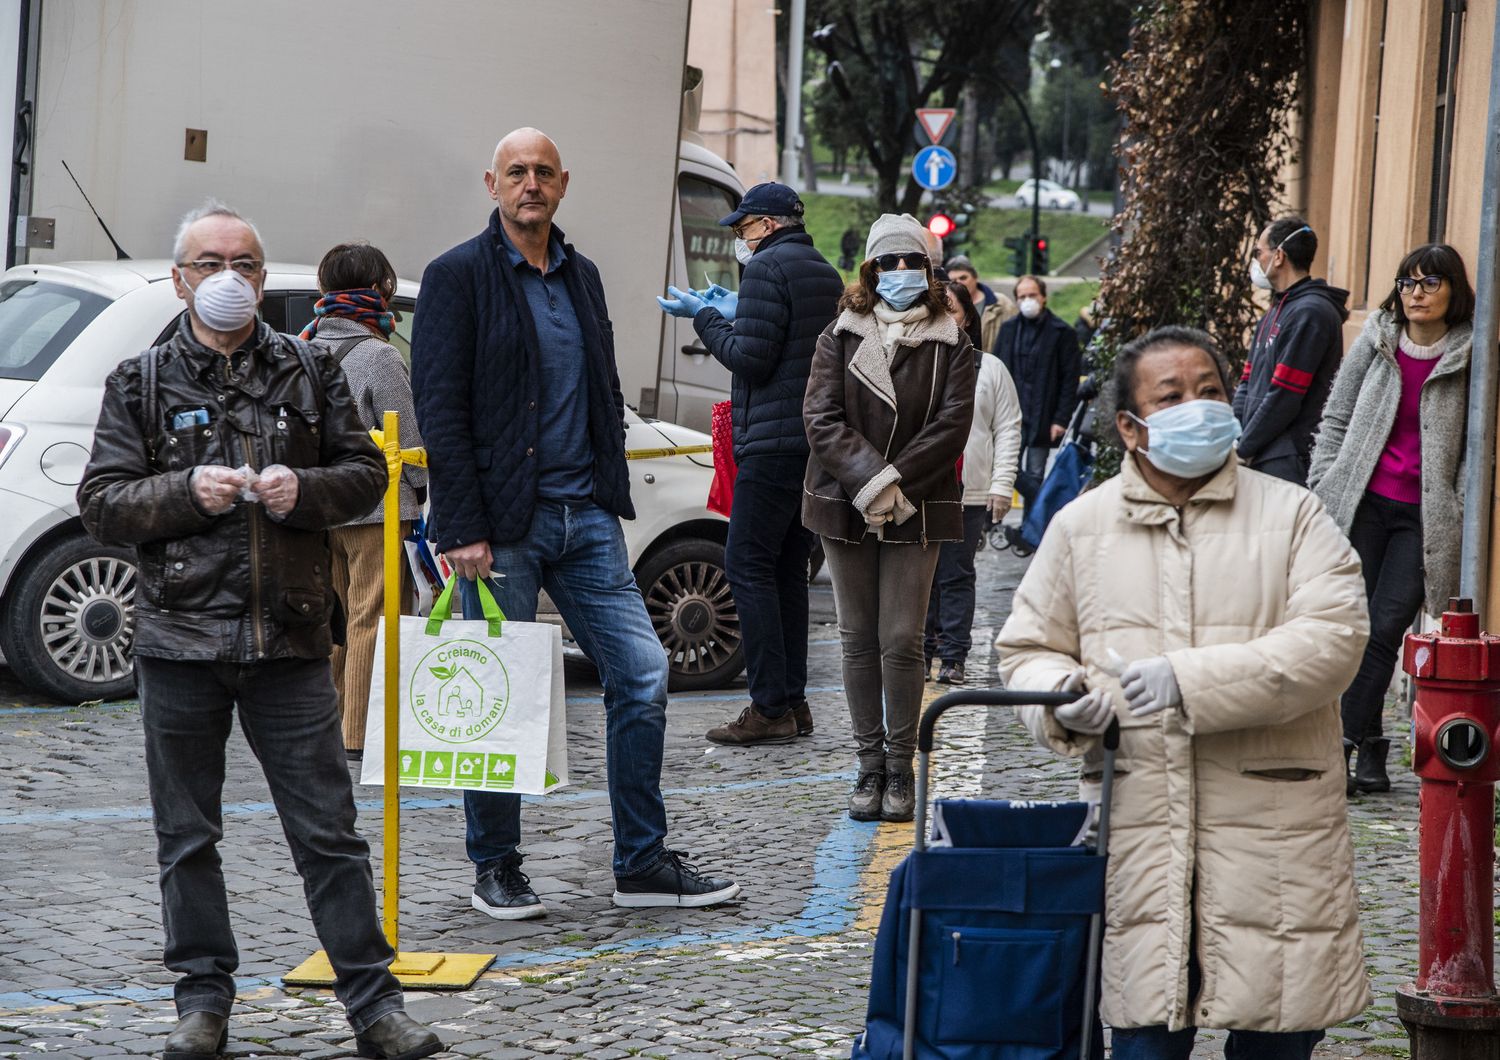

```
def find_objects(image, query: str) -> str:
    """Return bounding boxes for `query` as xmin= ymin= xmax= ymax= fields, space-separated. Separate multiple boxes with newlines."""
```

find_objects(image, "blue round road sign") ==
xmin=912 ymin=146 xmax=957 ymax=191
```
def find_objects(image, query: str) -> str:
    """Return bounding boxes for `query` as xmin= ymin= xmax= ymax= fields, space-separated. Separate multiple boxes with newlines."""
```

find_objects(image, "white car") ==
xmin=0 ymin=260 xmax=743 ymax=703
xmin=1013 ymin=179 xmax=1083 ymax=211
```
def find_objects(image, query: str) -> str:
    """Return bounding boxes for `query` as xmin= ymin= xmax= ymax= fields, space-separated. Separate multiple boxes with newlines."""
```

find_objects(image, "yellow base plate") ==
xmin=284 ymin=949 xmax=495 ymax=990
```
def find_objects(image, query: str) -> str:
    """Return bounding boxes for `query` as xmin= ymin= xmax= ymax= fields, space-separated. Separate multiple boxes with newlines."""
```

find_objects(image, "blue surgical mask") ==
xmin=1128 ymin=399 xmax=1241 ymax=479
xmin=875 ymin=269 xmax=929 ymax=311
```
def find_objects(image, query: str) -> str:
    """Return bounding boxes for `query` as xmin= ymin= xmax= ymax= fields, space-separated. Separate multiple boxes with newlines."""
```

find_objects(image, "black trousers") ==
xmin=924 ymin=505 xmax=988 ymax=665
xmin=1341 ymin=491 xmax=1425 ymax=743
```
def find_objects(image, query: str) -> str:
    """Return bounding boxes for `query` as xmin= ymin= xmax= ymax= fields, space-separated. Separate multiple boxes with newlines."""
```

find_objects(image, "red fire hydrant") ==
xmin=1397 ymin=598 xmax=1500 ymax=1058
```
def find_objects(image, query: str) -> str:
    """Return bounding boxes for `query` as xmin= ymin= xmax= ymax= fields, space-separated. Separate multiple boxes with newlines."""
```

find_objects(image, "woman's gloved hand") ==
xmin=865 ymin=482 xmax=900 ymax=521
xmin=1054 ymin=668 xmax=1115 ymax=734
xmin=1119 ymin=655 xmax=1181 ymax=717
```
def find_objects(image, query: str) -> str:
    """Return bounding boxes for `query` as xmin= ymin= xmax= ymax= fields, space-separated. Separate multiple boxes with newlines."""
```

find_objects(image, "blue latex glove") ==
xmin=655 ymin=285 xmax=708 ymax=318
xmin=703 ymin=284 xmax=738 ymax=321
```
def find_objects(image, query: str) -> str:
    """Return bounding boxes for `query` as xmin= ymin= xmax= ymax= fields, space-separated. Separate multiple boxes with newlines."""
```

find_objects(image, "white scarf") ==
xmin=871 ymin=302 xmax=931 ymax=355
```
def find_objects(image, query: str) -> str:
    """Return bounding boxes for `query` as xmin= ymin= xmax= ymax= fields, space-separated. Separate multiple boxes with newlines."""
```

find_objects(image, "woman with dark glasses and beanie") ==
xmin=802 ymin=213 xmax=974 ymax=822
xmin=1309 ymin=243 xmax=1476 ymax=795
xmin=301 ymin=241 xmax=426 ymax=760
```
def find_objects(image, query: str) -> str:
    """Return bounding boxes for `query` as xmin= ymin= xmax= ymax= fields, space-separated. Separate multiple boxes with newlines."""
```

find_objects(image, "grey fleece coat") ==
xmin=1308 ymin=310 xmax=1472 ymax=615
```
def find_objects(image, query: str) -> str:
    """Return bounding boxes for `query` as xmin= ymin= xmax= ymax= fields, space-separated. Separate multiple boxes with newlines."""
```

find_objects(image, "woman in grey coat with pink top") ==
xmin=1309 ymin=243 xmax=1475 ymax=796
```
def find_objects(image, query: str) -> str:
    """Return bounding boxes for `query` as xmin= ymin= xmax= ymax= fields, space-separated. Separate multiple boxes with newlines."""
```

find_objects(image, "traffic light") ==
xmin=1031 ymin=234 xmax=1049 ymax=275
xmin=947 ymin=201 xmax=975 ymax=248
xmin=927 ymin=212 xmax=956 ymax=240
xmin=1004 ymin=232 xmax=1029 ymax=276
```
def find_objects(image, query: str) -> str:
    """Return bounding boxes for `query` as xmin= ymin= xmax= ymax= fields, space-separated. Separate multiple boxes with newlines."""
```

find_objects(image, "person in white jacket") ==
xmin=924 ymin=282 xmax=1023 ymax=684
xmin=996 ymin=326 xmax=1371 ymax=1058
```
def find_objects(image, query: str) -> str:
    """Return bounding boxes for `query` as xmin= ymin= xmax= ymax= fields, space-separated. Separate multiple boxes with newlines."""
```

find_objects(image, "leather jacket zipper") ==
xmin=238 ymin=425 xmax=266 ymax=659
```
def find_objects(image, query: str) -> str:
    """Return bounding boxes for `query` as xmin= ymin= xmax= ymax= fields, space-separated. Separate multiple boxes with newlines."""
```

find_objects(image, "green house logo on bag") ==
xmin=410 ymin=638 xmax=511 ymax=743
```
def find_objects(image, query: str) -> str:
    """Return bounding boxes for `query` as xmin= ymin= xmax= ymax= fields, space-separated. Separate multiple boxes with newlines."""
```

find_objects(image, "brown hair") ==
xmin=317 ymin=241 xmax=397 ymax=299
xmin=1013 ymin=274 xmax=1047 ymax=298
xmin=838 ymin=257 xmax=947 ymax=314
xmin=944 ymin=281 xmax=983 ymax=349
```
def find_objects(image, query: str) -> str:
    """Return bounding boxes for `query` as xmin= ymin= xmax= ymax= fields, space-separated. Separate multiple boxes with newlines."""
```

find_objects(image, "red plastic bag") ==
xmin=707 ymin=400 xmax=737 ymax=517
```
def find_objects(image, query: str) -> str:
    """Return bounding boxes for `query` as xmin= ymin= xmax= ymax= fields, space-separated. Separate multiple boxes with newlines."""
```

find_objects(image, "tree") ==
xmin=807 ymin=0 xmax=1039 ymax=213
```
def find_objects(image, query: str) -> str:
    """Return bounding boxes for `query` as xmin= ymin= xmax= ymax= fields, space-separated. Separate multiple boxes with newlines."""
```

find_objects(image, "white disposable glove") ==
xmin=252 ymin=463 xmax=301 ymax=517
xmin=189 ymin=465 xmax=247 ymax=515
xmin=1119 ymin=655 xmax=1182 ymax=717
xmin=1053 ymin=668 xmax=1115 ymax=734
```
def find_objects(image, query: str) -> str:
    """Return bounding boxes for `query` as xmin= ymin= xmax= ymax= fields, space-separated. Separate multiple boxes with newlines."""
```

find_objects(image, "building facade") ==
xmin=687 ymin=0 xmax=779 ymax=185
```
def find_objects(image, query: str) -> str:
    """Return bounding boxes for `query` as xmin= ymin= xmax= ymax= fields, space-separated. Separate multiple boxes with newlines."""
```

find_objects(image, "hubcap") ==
xmin=644 ymin=560 xmax=740 ymax=676
xmin=40 ymin=557 xmax=137 ymax=686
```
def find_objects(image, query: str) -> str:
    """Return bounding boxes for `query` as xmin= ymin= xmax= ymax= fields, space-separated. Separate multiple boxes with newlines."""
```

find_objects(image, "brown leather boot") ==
xmin=163 ymin=1012 xmax=228 ymax=1060
xmin=791 ymin=699 xmax=814 ymax=737
xmin=705 ymin=706 xmax=797 ymax=745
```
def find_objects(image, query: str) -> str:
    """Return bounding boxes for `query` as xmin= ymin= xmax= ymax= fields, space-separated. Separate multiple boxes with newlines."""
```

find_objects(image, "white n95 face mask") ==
xmin=185 ymin=269 xmax=260 ymax=332
xmin=1249 ymin=258 xmax=1273 ymax=291
xmin=1128 ymin=399 xmax=1241 ymax=479
xmin=733 ymin=238 xmax=754 ymax=265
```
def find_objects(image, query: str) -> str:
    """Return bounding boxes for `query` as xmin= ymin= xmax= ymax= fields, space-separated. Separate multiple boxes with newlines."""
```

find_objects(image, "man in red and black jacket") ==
xmin=1233 ymin=217 xmax=1349 ymax=485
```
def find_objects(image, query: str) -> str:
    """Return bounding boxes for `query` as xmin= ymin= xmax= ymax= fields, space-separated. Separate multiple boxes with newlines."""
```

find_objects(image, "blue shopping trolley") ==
xmin=852 ymin=690 xmax=1118 ymax=1060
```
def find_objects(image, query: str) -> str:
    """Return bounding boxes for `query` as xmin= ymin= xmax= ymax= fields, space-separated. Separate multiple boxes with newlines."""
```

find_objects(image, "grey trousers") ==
xmin=822 ymin=535 xmax=942 ymax=775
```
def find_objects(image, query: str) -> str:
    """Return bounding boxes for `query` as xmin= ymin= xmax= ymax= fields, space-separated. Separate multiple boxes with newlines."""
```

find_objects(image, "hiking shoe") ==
xmin=936 ymin=661 xmax=966 ymax=686
xmin=849 ymin=770 xmax=886 ymax=821
xmin=471 ymin=859 xmax=546 ymax=920
xmin=354 ymin=1011 xmax=444 ymax=1059
xmin=612 ymin=850 xmax=740 ymax=908
xmin=791 ymin=699 xmax=815 ymax=737
xmin=882 ymin=768 xmax=916 ymax=822
xmin=164 ymin=1012 xmax=228 ymax=1060
xmin=705 ymin=706 xmax=798 ymax=745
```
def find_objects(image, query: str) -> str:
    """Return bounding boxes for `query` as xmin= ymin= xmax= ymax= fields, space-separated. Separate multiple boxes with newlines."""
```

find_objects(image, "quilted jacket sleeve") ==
xmin=995 ymin=510 xmax=1097 ymax=757
xmin=411 ymin=258 xmax=490 ymax=551
xmin=1166 ymin=491 xmax=1369 ymax=735
xmin=693 ymin=256 xmax=789 ymax=384
xmin=78 ymin=360 xmax=219 ymax=546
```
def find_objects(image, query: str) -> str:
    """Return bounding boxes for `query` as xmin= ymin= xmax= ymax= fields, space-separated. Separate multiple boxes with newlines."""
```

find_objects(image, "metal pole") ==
xmin=902 ymin=749 xmax=930 ymax=1060
xmin=781 ymin=0 xmax=807 ymax=189
xmin=1459 ymin=9 xmax=1500 ymax=622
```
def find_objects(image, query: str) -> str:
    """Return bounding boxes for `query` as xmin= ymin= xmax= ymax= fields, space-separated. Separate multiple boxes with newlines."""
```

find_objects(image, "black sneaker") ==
xmin=936 ymin=661 xmax=966 ymax=686
xmin=612 ymin=850 xmax=740 ymax=908
xmin=471 ymin=859 xmax=546 ymax=920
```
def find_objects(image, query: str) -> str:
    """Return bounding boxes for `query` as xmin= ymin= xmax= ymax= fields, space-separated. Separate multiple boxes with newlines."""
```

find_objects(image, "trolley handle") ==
xmin=917 ymin=689 xmax=1121 ymax=752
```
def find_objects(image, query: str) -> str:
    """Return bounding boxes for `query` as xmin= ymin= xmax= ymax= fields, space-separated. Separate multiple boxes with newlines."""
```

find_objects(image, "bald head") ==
xmin=486 ymin=127 xmax=568 ymax=236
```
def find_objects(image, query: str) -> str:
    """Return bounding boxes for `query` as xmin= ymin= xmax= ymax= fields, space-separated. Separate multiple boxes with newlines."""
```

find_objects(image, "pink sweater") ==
xmin=1368 ymin=333 xmax=1443 ymax=504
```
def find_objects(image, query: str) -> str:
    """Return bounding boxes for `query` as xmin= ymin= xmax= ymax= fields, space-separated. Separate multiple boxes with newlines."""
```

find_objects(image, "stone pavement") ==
xmin=0 ymin=543 xmax=1424 ymax=1058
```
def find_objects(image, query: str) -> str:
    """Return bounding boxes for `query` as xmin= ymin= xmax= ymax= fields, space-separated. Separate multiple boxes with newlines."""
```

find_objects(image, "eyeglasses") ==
xmin=178 ymin=258 xmax=264 ymax=276
xmin=874 ymin=253 xmax=923 ymax=271
xmin=731 ymin=218 xmax=769 ymax=240
xmin=1394 ymin=275 xmax=1444 ymax=295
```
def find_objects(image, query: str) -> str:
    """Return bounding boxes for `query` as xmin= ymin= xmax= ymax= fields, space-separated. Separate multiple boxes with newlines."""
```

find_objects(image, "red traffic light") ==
xmin=1035 ymin=238 xmax=1048 ymax=250
xmin=927 ymin=213 xmax=956 ymax=239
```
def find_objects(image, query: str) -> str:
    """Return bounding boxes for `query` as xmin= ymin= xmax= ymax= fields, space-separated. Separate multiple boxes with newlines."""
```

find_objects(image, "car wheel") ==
xmin=0 ymin=532 xmax=138 ymax=703
xmin=635 ymin=538 xmax=744 ymax=692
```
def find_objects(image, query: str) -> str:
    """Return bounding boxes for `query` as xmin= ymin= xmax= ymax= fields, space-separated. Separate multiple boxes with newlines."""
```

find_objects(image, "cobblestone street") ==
xmin=0 ymin=543 xmax=1424 ymax=1058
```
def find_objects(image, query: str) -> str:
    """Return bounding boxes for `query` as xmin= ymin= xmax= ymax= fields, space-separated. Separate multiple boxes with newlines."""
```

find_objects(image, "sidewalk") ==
xmin=0 ymin=544 xmax=1420 ymax=1058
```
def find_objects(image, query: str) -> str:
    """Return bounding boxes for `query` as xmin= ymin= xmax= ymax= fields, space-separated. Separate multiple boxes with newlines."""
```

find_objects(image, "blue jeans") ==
xmin=460 ymin=500 xmax=669 ymax=879
xmin=136 ymin=656 xmax=402 ymax=1033
xmin=1111 ymin=1025 xmax=1325 ymax=1060
xmin=725 ymin=456 xmax=813 ymax=718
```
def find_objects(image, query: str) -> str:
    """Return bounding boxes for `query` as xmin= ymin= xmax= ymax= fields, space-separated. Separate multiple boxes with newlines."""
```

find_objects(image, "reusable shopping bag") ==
xmin=361 ymin=578 xmax=568 ymax=794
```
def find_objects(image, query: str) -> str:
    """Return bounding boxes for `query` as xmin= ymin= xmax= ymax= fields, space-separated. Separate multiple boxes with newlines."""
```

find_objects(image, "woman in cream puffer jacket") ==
xmin=996 ymin=331 xmax=1372 ymax=1041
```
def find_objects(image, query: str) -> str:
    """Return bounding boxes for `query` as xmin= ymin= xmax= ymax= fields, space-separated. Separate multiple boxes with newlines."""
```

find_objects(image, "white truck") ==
xmin=0 ymin=0 xmax=750 ymax=702
xmin=1 ymin=0 xmax=741 ymax=429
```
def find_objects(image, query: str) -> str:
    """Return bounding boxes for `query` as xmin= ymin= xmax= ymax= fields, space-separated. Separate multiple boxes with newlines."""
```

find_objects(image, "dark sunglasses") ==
xmin=1394 ymin=275 xmax=1444 ymax=295
xmin=874 ymin=253 xmax=924 ymax=272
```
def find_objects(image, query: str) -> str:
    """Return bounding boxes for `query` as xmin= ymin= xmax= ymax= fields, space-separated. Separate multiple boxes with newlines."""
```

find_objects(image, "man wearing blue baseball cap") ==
xmin=659 ymin=182 xmax=842 ymax=746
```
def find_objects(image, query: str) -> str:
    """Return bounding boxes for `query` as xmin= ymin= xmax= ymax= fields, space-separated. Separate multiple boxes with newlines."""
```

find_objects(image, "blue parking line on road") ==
xmin=0 ymin=771 xmax=854 ymax=827
xmin=0 ymin=815 xmax=878 ymax=1013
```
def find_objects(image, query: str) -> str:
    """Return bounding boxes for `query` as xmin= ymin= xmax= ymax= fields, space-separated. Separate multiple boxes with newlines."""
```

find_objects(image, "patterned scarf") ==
xmin=298 ymin=288 xmax=395 ymax=340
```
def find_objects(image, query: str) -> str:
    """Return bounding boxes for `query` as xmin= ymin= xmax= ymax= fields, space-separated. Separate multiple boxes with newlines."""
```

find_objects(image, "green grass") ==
xmin=982 ymin=178 xmax=1023 ymax=196
xmin=801 ymin=192 xmax=1107 ymax=284
xmin=1044 ymin=280 xmax=1100 ymax=325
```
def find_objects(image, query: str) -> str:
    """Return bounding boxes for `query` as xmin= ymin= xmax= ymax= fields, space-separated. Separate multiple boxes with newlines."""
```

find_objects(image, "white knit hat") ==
xmin=864 ymin=213 xmax=929 ymax=264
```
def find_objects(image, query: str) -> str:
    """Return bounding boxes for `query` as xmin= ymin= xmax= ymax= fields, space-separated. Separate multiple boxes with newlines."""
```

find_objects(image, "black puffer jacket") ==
xmin=78 ymin=316 xmax=386 ymax=662
xmin=693 ymin=226 xmax=842 ymax=460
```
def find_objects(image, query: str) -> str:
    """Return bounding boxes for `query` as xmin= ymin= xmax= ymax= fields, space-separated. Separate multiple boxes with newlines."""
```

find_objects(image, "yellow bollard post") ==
xmin=284 ymin=410 xmax=494 ymax=991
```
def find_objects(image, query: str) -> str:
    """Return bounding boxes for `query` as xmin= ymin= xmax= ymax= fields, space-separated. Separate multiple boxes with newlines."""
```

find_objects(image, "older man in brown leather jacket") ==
xmin=77 ymin=203 xmax=442 ymax=1060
